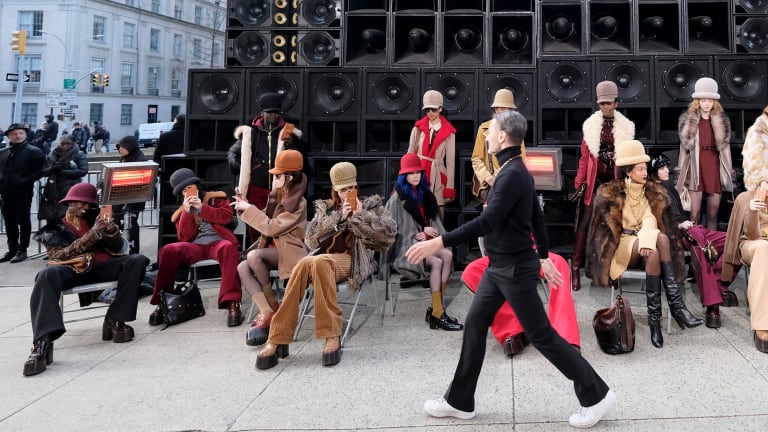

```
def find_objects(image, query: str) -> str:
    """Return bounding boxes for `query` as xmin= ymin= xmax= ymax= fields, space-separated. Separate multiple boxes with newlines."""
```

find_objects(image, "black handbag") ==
xmin=159 ymin=281 xmax=206 ymax=329
xmin=592 ymin=294 xmax=635 ymax=354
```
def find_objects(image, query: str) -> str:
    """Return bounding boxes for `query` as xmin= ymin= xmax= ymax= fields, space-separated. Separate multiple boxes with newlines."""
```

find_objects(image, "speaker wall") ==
xmin=364 ymin=69 xmax=419 ymax=117
xmin=596 ymin=58 xmax=653 ymax=104
xmin=656 ymin=58 xmax=710 ymax=104
xmin=226 ymin=30 xmax=297 ymax=67
xmin=297 ymin=30 xmax=340 ymax=66
xmin=344 ymin=14 xmax=388 ymax=66
xmin=686 ymin=1 xmax=731 ymax=53
xmin=541 ymin=3 xmax=583 ymax=54
xmin=306 ymin=69 xmax=361 ymax=118
xmin=716 ymin=57 xmax=768 ymax=105
xmin=539 ymin=60 xmax=593 ymax=106
xmin=298 ymin=0 xmax=341 ymax=27
xmin=480 ymin=71 xmax=535 ymax=118
xmin=588 ymin=2 xmax=631 ymax=53
xmin=394 ymin=14 xmax=437 ymax=65
xmin=442 ymin=15 xmax=484 ymax=67
xmin=423 ymin=70 xmax=476 ymax=120
xmin=737 ymin=17 xmax=768 ymax=53
xmin=186 ymin=69 xmax=244 ymax=154
xmin=246 ymin=70 xmax=304 ymax=121
xmin=637 ymin=3 xmax=681 ymax=54
xmin=490 ymin=15 xmax=534 ymax=67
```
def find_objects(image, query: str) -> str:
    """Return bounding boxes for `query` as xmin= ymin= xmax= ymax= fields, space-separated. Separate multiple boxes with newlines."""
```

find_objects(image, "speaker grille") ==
xmin=369 ymin=73 xmax=415 ymax=114
xmin=721 ymin=60 xmax=766 ymax=102
xmin=544 ymin=62 xmax=588 ymax=103
xmin=311 ymin=73 xmax=357 ymax=114
xmin=195 ymin=73 xmax=241 ymax=114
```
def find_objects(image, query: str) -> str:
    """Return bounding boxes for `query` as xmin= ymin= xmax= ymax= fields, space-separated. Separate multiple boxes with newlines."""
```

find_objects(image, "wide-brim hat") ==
xmin=169 ymin=168 xmax=201 ymax=196
xmin=615 ymin=140 xmax=650 ymax=167
xmin=399 ymin=153 xmax=423 ymax=175
xmin=269 ymin=149 xmax=303 ymax=174
xmin=60 ymin=183 xmax=99 ymax=205
xmin=491 ymin=89 xmax=516 ymax=109
xmin=330 ymin=162 xmax=357 ymax=191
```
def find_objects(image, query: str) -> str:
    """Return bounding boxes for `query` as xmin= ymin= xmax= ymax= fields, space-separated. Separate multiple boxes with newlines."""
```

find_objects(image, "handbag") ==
xmin=159 ymin=281 xmax=206 ymax=329
xmin=679 ymin=187 xmax=692 ymax=212
xmin=471 ymin=174 xmax=490 ymax=203
xmin=592 ymin=294 xmax=635 ymax=354
xmin=317 ymin=225 xmax=352 ymax=254
xmin=47 ymin=253 xmax=95 ymax=274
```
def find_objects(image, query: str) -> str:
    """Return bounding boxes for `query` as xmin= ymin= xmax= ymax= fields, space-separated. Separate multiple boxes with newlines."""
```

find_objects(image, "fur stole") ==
xmin=397 ymin=186 xmax=438 ymax=227
xmin=34 ymin=222 xmax=80 ymax=248
xmin=582 ymin=110 xmax=635 ymax=157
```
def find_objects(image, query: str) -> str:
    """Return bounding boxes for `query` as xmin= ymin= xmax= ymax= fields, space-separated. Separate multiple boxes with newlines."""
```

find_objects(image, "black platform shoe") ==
xmin=425 ymin=307 xmax=459 ymax=325
xmin=428 ymin=313 xmax=464 ymax=331
xmin=102 ymin=319 xmax=135 ymax=343
xmin=322 ymin=337 xmax=343 ymax=367
xmin=705 ymin=305 xmax=722 ymax=328
xmin=255 ymin=343 xmax=289 ymax=370
xmin=503 ymin=334 xmax=530 ymax=357
xmin=148 ymin=306 xmax=164 ymax=326
xmin=23 ymin=336 xmax=53 ymax=376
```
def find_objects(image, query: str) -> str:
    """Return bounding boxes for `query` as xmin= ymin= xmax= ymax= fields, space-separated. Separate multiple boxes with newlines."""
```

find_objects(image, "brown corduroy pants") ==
xmin=267 ymin=253 xmax=352 ymax=344
xmin=740 ymin=240 xmax=768 ymax=330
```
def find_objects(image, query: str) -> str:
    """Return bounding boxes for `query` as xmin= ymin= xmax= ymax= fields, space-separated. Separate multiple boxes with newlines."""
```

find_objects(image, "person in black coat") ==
xmin=113 ymin=136 xmax=148 ymax=254
xmin=39 ymin=134 xmax=89 ymax=224
xmin=0 ymin=123 xmax=45 ymax=263
xmin=153 ymin=113 xmax=185 ymax=172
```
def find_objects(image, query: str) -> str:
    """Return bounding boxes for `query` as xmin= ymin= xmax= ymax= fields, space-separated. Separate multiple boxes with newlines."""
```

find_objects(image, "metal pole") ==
xmin=13 ymin=55 xmax=25 ymax=123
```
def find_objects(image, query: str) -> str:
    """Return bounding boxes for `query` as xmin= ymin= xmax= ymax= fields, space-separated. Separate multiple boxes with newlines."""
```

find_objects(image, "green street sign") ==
xmin=63 ymin=78 xmax=76 ymax=90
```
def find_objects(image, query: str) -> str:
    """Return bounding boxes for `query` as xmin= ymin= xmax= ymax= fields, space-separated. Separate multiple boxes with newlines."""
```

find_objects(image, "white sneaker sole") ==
xmin=423 ymin=400 xmax=476 ymax=420
xmin=569 ymin=390 xmax=616 ymax=428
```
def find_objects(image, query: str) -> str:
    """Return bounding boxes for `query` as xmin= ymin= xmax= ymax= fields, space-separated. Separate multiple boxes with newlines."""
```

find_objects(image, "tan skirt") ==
xmin=610 ymin=234 xmax=637 ymax=280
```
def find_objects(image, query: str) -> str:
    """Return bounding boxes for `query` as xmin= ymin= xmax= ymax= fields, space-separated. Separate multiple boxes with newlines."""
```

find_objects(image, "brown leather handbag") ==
xmin=592 ymin=295 xmax=635 ymax=354
xmin=47 ymin=253 xmax=95 ymax=274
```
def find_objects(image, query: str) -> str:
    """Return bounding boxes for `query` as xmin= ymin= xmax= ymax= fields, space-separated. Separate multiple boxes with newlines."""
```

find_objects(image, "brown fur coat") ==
xmin=676 ymin=110 xmax=733 ymax=193
xmin=587 ymin=180 xmax=686 ymax=287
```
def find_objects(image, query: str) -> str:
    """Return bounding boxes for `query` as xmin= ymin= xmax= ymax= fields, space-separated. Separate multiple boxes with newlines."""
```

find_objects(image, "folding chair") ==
xmin=381 ymin=259 xmax=430 ymax=320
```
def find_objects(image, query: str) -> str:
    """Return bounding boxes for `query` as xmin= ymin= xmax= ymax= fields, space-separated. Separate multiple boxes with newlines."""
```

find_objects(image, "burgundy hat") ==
xmin=60 ymin=183 xmax=99 ymax=205
xmin=399 ymin=153 xmax=423 ymax=175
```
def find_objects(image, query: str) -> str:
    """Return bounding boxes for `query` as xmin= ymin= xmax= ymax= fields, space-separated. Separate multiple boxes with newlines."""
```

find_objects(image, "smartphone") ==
xmin=98 ymin=204 xmax=112 ymax=222
xmin=346 ymin=189 xmax=357 ymax=210
xmin=756 ymin=188 xmax=768 ymax=203
xmin=184 ymin=184 xmax=199 ymax=199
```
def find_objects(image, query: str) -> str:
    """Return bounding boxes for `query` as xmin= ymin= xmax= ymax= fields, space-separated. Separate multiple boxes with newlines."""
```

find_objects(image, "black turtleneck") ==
xmin=442 ymin=145 xmax=549 ymax=263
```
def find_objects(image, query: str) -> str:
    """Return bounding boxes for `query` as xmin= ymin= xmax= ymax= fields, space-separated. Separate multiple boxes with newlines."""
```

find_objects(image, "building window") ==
xmin=121 ymin=63 xmax=134 ymax=94
xmin=192 ymin=38 xmax=202 ymax=60
xmin=121 ymin=104 xmax=133 ymax=125
xmin=151 ymin=0 xmax=161 ymax=14
xmin=171 ymin=69 xmax=182 ymax=97
xmin=147 ymin=66 xmax=159 ymax=96
xmin=124 ymin=0 xmax=136 ymax=7
xmin=150 ymin=29 xmax=160 ymax=51
xmin=90 ymin=103 xmax=104 ymax=125
xmin=91 ymin=58 xmax=106 ymax=93
xmin=194 ymin=6 xmax=203 ymax=25
xmin=171 ymin=105 xmax=181 ymax=119
xmin=123 ymin=23 xmax=136 ymax=48
xmin=18 ymin=11 xmax=44 ymax=37
xmin=173 ymin=34 xmax=183 ymax=58
xmin=15 ymin=55 xmax=42 ymax=83
xmin=174 ymin=0 xmax=183 ymax=19
xmin=93 ymin=16 xmax=106 ymax=41
xmin=13 ymin=103 xmax=38 ymax=125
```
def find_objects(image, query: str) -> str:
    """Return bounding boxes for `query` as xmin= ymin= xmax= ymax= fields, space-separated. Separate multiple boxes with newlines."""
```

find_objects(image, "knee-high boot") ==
xmin=646 ymin=274 xmax=664 ymax=348
xmin=570 ymin=231 xmax=588 ymax=291
xmin=661 ymin=262 xmax=704 ymax=329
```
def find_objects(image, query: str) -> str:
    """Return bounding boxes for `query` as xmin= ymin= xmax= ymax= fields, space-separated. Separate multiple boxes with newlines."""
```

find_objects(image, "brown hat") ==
xmin=596 ymin=80 xmax=619 ymax=103
xmin=422 ymin=90 xmax=443 ymax=110
xmin=269 ymin=149 xmax=303 ymax=174
xmin=615 ymin=140 xmax=650 ymax=167
xmin=491 ymin=89 xmax=516 ymax=109
xmin=330 ymin=162 xmax=357 ymax=191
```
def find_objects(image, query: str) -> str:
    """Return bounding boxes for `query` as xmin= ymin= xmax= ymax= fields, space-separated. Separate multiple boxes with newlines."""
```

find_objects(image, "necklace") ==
xmin=625 ymin=184 xmax=646 ymax=226
xmin=495 ymin=154 xmax=523 ymax=176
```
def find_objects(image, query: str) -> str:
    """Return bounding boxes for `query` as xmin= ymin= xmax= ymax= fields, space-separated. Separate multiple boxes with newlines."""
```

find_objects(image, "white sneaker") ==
xmin=423 ymin=397 xmax=476 ymax=419
xmin=568 ymin=390 xmax=616 ymax=428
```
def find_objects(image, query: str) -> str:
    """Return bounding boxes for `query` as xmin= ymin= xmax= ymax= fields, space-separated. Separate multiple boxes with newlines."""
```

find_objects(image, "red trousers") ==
xmin=151 ymin=240 xmax=242 ymax=308
xmin=462 ymin=252 xmax=580 ymax=347
xmin=684 ymin=225 xmax=732 ymax=307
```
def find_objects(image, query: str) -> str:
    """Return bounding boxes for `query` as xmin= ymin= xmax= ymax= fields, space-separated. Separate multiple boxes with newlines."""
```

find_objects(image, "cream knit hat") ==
xmin=330 ymin=162 xmax=358 ymax=190
xmin=615 ymin=140 xmax=650 ymax=167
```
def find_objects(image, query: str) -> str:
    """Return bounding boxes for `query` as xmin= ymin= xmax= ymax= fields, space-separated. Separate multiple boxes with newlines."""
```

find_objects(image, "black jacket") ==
xmin=153 ymin=122 xmax=185 ymax=165
xmin=39 ymin=146 xmax=89 ymax=221
xmin=0 ymin=140 xmax=45 ymax=195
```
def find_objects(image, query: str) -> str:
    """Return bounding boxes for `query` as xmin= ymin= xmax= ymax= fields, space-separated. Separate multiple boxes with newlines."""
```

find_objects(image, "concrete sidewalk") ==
xmin=1 ymin=227 xmax=768 ymax=431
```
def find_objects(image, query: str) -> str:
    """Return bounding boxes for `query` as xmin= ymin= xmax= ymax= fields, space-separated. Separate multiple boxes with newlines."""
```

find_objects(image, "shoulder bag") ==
xmin=592 ymin=294 xmax=635 ymax=354
xmin=160 ymin=281 xmax=206 ymax=329
xmin=47 ymin=253 xmax=95 ymax=274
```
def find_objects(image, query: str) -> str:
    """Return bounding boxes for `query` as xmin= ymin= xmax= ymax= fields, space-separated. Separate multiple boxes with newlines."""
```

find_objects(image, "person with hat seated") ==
xmin=255 ymin=162 xmax=396 ymax=370
xmin=112 ymin=136 xmax=148 ymax=255
xmin=149 ymin=168 xmax=244 ymax=327
xmin=0 ymin=123 xmax=45 ymax=264
xmin=384 ymin=153 xmax=461 ymax=331
xmin=588 ymin=140 xmax=703 ymax=349
xmin=24 ymin=183 xmax=149 ymax=376
xmin=229 ymin=92 xmax=304 ymax=245
xmin=408 ymin=90 xmax=457 ymax=221
xmin=232 ymin=150 xmax=309 ymax=346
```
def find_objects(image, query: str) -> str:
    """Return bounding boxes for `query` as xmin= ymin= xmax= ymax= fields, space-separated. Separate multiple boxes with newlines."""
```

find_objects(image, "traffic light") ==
xmin=103 ymin=74 xmax=110 ymax=87
xmin=11 ymin=30 xmax=27 ymax=55
xmin=92 ymin=73 xmax=102 ymax=87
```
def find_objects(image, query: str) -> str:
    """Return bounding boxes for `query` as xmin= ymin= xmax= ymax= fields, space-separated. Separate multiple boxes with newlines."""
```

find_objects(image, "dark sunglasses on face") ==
xmin=264 ymin=110 xmax=280 ymax=114
xmin=424 ymin=107 xmax=439 ymax=113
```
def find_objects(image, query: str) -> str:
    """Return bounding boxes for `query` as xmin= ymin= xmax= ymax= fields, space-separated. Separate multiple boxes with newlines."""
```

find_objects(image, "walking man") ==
xmin=406 ymin=110 xmax=616 ymax=428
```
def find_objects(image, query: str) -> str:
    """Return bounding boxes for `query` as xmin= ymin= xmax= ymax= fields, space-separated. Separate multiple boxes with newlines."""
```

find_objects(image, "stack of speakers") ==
xmin=178 ymin=0 xmax=768 ymax=254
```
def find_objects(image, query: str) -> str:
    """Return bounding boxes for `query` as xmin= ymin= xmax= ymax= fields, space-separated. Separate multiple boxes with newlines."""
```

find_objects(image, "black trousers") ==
xmin=444 ymin=256 xmax=609 ymax=412
xmin=1 ymin=190 xmax=34 ymax=251
xmin=30 ymin=254 xmax=149 ymax=341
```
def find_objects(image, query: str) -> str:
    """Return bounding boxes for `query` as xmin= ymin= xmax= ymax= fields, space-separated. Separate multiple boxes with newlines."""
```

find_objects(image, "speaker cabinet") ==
xmin=298 ymin=0 xmax=341 ymax=27
xmin=735 ymin=0 xmax=768 ymax=14
xmin=226 ymin=30 xmax=297 ymax=67
xmin=596 ymin=58 xmax=653 ymax=104
xmin=445 ymin=0 xmax=484 ymax=13
xmin=442 ymin=15 xmax=484 ymax=67
xmin=490 ymin=0 xmax=533 ymax=13
xmin=306 ymin=69 xmax=361 ymax=154
xmin=541 ymin=3 xmax=584 ymax=54
xmin=655 ymin=57 xmax=711 ymax=105
xmin=686 ymin=1 xmax=731 ymax=53
xmin=297 ymin=30 xmax=340 ymax=66
xmin=637 ymin=1 xmax=682 ymax=54
xmin=736 ymin=17 xmax=768 ymax=53
xmin=480 ymin=71 xmax=535 ymax=119
xmin=185 ymin=69 xmax=244 ymax=154
xmin=394 ymin=0 xmax=436 ymax=12
xmin=393 ymin=13 xmax=437 ymax=66
xmin=364 ymin=69 xmax=420 ymax=117
xmin=346 ymin=0 xmax=388 ymax=13
xmin=245 ymin=70 xmax=304 ymax=122
xmin=490 ymin=14 xmax=535 ymax=67
xmin=538 ymin=107 xmax=592 ymax=146
xmin=588 ymin=1 xmax=632 ymax=53
xmin=344 ymin=14 xmax=388 ymax=66
xmin=228 ymin=0 xmax=271 ymax=28
xmin=539 ymin=59 xmax=593 ymax=106
xmin=716 ymin=57 xmax=768 ymax=106
xmin=423 ymin=70 xmax=476 ymax=120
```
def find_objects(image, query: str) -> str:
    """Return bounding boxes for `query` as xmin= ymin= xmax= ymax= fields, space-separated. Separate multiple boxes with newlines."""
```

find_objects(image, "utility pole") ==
xmin=11 ymin=30 xmax=28 ymax=123
xmin=210 ymin=1 xmax=222 ymax=67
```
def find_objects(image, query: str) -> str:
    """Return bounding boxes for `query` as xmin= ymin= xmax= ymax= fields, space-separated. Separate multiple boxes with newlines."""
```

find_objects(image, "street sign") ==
xmin=63 ymin=78 xmax=76 ymax=89
xmin=69 ymin=105 xmax=78 ymax=109
xmin=62 ymin=92 xmax=77 ymax=101
xmin=5 ymin=73 xmax=30 ymax=82
xmin=46 ymin=99 xmax=58 ymax=108
xmin=47 ymin=91 xmax=62 ymax=99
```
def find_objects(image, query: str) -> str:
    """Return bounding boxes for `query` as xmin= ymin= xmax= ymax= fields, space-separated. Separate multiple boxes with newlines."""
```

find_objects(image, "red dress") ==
xmin=698 ymin=118 xmax=722 ymax=194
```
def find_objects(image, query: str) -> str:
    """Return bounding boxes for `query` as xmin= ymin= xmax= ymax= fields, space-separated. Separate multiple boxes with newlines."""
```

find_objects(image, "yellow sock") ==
xmin=431 ymin=292 xmax=444 ymax=318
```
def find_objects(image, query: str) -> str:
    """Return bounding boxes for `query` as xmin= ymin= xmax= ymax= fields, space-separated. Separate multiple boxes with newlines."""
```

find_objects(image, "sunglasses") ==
xmin=264 ymin=110 xmax=280 ymax=114
xmin=424 ymin=107 xmax=439 ymax=113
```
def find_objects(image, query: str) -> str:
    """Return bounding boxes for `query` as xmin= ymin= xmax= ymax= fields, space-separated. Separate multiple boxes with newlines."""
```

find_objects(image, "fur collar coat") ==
xmin=676 ymin=109 xmax=733 ymax=193
xmin=587 ymin=180 xmax=686 ymax=287
xmin=742 ymin=107 xmax=768 ymax=191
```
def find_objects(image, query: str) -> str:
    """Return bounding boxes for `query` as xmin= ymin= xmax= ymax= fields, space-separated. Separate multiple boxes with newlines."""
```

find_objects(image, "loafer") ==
xmin=148 ymin=306 xmax=164 ymax=326
xmin=503 ymin=333 xmax=530 ymax=357
xmin=322 ymin=337 xmax=342 ymax=367
xmin=0 ymin=250 xmax=17 ymax=263
xmin=255 ymin=343 xmax=289 ymax=370
xmin=102 ymin=320 xmax=134 ymax=343
xmin=23 ymin=336 xmax=53 ymax=377
xmin=423 ymin=397 xmax=475 ymax=420
xmin=720 ymin=290 xmax=739 ymax=307
xmin=9 ymin=250 xmax=27 ymax=263
xmin=428 ymin=313 xmax=463 ymax=331
xmin=755 ymin=331 xmax=768 ymax=353
xmin=569 ymin=390 xmax=616 ymax=428
xmin=425 ymin=307 xmax=459 ymax=325
xmin=227 ymin=302 xmax=244 ymax=327
xmin=705 ymin=305 xmax=721 ymax=329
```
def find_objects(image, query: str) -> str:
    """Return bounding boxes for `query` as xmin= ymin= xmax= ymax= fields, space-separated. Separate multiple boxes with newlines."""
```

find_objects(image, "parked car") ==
xmin=137 ymin=122 xmax=175 ymax=148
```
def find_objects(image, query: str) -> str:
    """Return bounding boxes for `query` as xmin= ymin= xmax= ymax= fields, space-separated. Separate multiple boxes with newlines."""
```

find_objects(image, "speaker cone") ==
xmin=640 ymin=16 xmax=665 ymax=40
xmin=233 ymin=32 xmax=268 ymax=66
xmin=500 ymin=26 xmax=529 ymax=53
xmin=197 ymin=74 xmax=240 ymax=114
xmin=452 ymin=25 xmax=482 ymax=53
xmin=408 ymin=28 xmax=431 ymax=53
xmin=689 ymin=16 xmax=713 ymax=41
xmin=300 ymin=0 xmax=337 ymax=27
xmin=256 ymin=75 xmax=299 ymax=112
xmin=361 ymin=28 xmax=386 ymax=52
xmin=546 ymin=14 xmax=576 ymax=42
xmin=299 ymin=31 xmax=336 ymax=65
xmin=545 ymin=62 xmax=587 ymax=103
xmin=591 ymin=14 xmax=618 ymax=41
xmin=370 ymin=74 xmax=414 ymax=114
xmin=721 ymin=61 xmax=765 ymax=102
xmin=484 ymin=76 xmax=529 ymax=112
xmin=662 ymin=62 xmax=703 ymax=101
xmin=740 ymin=18 xmax=768 ymax=53
xmin=428 ymin=75 xmax=471 ymax=115
xmin=312 ymin=74 xmax=356 ymax=114
xmin=604 ymin=63 xmax=646 ymax=102
xmin=739 ymin=0 xmax=768 ymax=13
xmin=233 ymin=0 xmax=270 ymax=26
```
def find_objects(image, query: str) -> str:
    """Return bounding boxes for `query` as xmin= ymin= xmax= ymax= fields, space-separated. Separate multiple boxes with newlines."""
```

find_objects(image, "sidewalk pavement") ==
xmin=1 ymin=227 xmax=768 ymax=431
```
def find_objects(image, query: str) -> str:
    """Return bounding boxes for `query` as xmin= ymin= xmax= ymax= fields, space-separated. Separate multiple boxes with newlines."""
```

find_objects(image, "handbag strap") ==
xmin=617 ymin=296 xmax=632 ymax=351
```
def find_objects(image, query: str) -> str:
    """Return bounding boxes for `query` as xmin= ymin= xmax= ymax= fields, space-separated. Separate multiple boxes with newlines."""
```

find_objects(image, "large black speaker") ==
xmin=686 ymin=1 xmax=731 ymax=53
xmin=588 ymin=1 xmax=632 ymax=53
xmin=539 ymin=60 xmax=593 ymax=106
xmin=306 ymin=69 xmax=361 ymax=117
xmin=297 ymin=30 xmax=340 ymax=66
xmin=245 ymin=70 xmax=303 ymax=121
xmin=343 ymin=14 xmax=388 ymax=66
xmin=227 ymin=0 xmax=297 ymax=28
xmin=655 ymin=57 xmax=711 ymax=105
xmin=442 ymin=15 xmax=484 ymax=67
xmin=735 ymin=0 xmax=768 ymax=13
xmin=490 ymin=14 xmax=535 ymax=67
xmin=226 ymin=30 xmax=297 ymax=66
xmin=480 ymin=71 xmax=535 ymax=119
xmin=736 ymin=17 xmax=768 ymax=53
xmin=298 ymin=0 xmax=341 ymax=27
xmin=541 ymin=3 xmax=584 ymax=54
xmin=637 ymin=2 xmax=682 ymax=54
xmin=393 ymin=13 xmax=437 ymax=65
xmin=716 ymin=57 xmax=768 ymax=106
xmin=185 ymin=69 xmax=245 ymax=154
xmin=422 ymin=70 xmax=476 ymax=120
xmin=596 ymin=58 xmax=653 ymax=104
xmin=364 ymin=69 xmax=420 ymax=117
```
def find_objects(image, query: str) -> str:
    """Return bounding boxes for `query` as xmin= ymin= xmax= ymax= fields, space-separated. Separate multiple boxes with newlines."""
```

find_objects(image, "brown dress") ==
xmin=698 ymin=118 xmax=722 ymax=194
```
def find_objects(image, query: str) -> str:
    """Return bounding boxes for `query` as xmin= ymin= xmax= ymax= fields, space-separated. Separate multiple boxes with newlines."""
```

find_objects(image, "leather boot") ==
xmin=646 ymin=274 xmax=664 ymax=348
xmin=570 ymin=232 xmax=588 ymax=291
xmin=23 ymin=335 xmax=53 ymax=376
xmin=661 ymin=262 xmax=704 ymax=329
xmin=227 ymin=302 xmax=244 ymax=327
xmin=706 ymin=304 xmax=721 ymax=329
